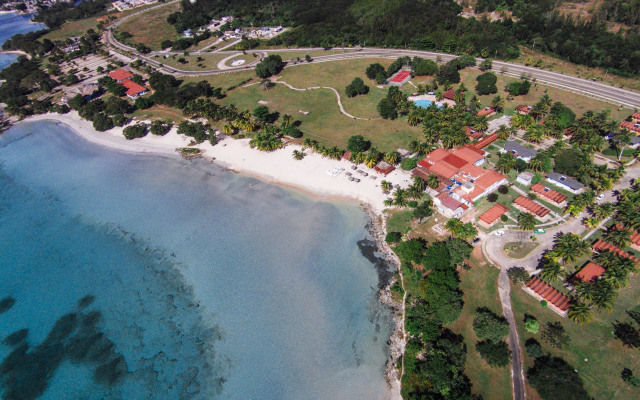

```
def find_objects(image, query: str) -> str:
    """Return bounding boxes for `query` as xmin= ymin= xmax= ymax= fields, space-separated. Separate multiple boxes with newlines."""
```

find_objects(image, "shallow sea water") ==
xmin=0 ymin=121 xmax=395 ymax=399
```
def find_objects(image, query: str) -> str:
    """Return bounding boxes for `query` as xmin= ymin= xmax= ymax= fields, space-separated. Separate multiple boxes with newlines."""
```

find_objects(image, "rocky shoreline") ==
xmin=362 ymin=204 xmax=406 ymax=400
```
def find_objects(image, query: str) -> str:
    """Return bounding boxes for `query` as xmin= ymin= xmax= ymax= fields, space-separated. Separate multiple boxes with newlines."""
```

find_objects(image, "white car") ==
xmin=597 ymin=194 xmax=605 ymax=200
xmin=495 ymin=230 xmax=504 ymax=236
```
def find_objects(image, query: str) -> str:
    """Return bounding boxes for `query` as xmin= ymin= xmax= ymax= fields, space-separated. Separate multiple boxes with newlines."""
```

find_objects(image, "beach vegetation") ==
xmin=292 ymin=149 xmax=306 ymax=160
xmin=93 ymin=113 xmax=114 ymax=132
xmin=112 ymin=114 xmax=128 ymax=127
xmin=385 ymin=232 xmax=402 ymax=244
xmin=123 ymin=123 xmax=149 ymax=140
xmin=150 ymin=120 xmax=172 ymax=136
xmin=177 ymin=121 xmax=208 ymax=143
xmin=249 ymin=132 xmax=285 ymax=151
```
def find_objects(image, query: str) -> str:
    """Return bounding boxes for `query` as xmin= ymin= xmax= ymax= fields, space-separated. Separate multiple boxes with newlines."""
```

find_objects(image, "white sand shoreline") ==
xmin=23 ymin=112 xmax=413 ymax=214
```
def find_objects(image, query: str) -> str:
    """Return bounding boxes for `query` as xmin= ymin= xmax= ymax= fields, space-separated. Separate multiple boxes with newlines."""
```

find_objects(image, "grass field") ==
xmin=117 ymin=2 xmax=181 ymax=50
xmin=448 ymin=256 xmax=514 ymax=400
xmin=218 ymin=80 xmax=423 ymax=152
xmin=511 ymin=278 xmax=640 ymax=400
xmin=153 ymin=53 xmax=236 ymax=71
xmin=132 ymin=104 xmax=184 ymax=123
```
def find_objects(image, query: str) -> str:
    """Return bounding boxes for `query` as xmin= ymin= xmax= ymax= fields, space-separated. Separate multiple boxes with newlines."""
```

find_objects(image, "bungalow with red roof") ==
xmin=592 ymin=239 xmax=640 ymax=264
xmin=374 ymin=161 xmax=395 ymax=176
xmin=573 ymin=262 xmax=605 ymax=283
xmin=443 ymin=89 xmax=457 ymax=101
xmin=515 ymin=105 xmax=532 ymax=115
xmin=530 ymin=183 xmax=567 ymax=206
xmin=631 ymin=112 xmax=640 ymax=122
xmin=108 ymin=69 xmax=133 ymax=83
xmin=465 ymin=126 xmax=483 ymax=140
xmin=620 ymin=120 xmax=640 ymax=135
xmin=513 ymin=196 xmax=551 ymax=221
xmin=478 ymin=203 xmax=509 ymax=227
xmin=525 ymin=276 xmax=570 ymax=317
xmin=120 ymin=80 xmax=148 ymax=99
xmin=476 ymin=107 xmax=496 ymax=118
xmin=473 ymin=133 xmax=498 ymax=150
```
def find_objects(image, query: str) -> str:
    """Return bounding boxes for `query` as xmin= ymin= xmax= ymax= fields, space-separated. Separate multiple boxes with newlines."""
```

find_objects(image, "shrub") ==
xmin=500 ymin=214 xmax=509 ymax=222
xmin=476 ymin=340 xmax=511 ymax=367
xmin=123 ymin=123 xmax=148 ymax=140
xmin=479 ymin=59 xmax=493 ymax=71
xmin=525 ymin=338 xmax=544 ymax=358
xmin=541 ymin=322 xmax=570 ymax=349
xmin=507 ymin=267 xmax=530 ymax=284
xmin=505 ymin=79 xmax=531 ymax=96
xmin=386 ymin=232 xmax=402 ymax=243
xmin=375 ymin=71 xmax=387 ymax=84
xmin=365 ymin=63 xmax=385 ymax=80
xmin=475 ymin=72 xmax=498 ymax=95
xmin=347 ymin=135 xmax=371 ymax=152
xmin=411 ymin=57 xmax=437 ymax=76
xmin=377 ymin=98 xmax=398 ymax=119
xmin=498 ymin=185 xmax=509 ymax=195
xmin=487 ymin=193 xmax=498 ymax=202
xmin=473 ymin=308 xmax=510 ymax=343
xmin=255 ymin=54 xmax=284 ymax=78
xmin=92 ymin=112 xmax=113 ymax=132
xmin=112 ymin=114 xmax=127 ymax=127
xmin=150 ymin=120 xmax=171 ymax=136
xmin=400 ymin=157 xmax=418 ymax=170
xmin=345 ymin=77 xmax=369 ymax=97
xmin=524 ymin=316 xmax=540 ymax=334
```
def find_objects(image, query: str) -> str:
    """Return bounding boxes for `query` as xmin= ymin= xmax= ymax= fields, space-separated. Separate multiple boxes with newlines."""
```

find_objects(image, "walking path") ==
xmin=272 ymin=78 xmax=379 ymax=121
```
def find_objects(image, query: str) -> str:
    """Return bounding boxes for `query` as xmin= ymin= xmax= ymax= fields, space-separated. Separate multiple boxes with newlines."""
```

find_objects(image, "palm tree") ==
xmin=426 ymin=174 xmax=439 ymax=189
xmin=495 ymin=153 xmax=516 ymax=174
xmin=594 ymin=251 xmax=621 ymax=269
xmin=617 ymin=257 xmax=638 ymax=275
xmin=603 ymin=228 xmax=631 ymax=249
xmin=518 ymin=212 xmax=537 ymax=231
xmin=453 ymin=91 xmax=465 ymax=104
xmin=523 ymin=126 xmax=544 ymax=144
xmin=435 ymin=90 xmax=444 ymax=102
xmin=406 ymin=185 xmax=424 ymax=200
xmin=408 ymin=112 xmax=422 ymax=126
xmin=491 ymin=95 xmax=505 ymax=112
xmin=590 ymin=203 xmax=614 ymax=220
xmin=222 ymin=124 xmax=235 ymax=135
xmin=292 ymin=149 xmax=306 ymax=160
xmin=568 ymin=301 xmax=592 ymax=325
xmin=528 ymin=155 xmax=545 ymax=172
xmin=384 ymin=198 xmax=394 ymax=207
xmin=603 ymin=268 xmax=629 ymax=289
xmin=365 ymin=153 xmax=379 ymax=168
xmin=591 ymin=281 xmax=617 ymax=312
xmin=582 ymin=217 xmax=600 ymax=230
xmin=412 ymin=176 xmax=426 ymax=192
xmin=393 ymin=188 xmax=408 ymax=207
xmin=473 ymin=117 xmax=489 ymax=132
xmin=281 ymin=114 xmax=293 ymax=127
xmin=540 ymin=261 xmax=563 ymax=284
xmin=384 ymin=151 xmax=400 ymax=165
xmin=380 ymin=180 xmax=391 ymax=193
xmin=496 ymin=126 xmax=511 ymax=141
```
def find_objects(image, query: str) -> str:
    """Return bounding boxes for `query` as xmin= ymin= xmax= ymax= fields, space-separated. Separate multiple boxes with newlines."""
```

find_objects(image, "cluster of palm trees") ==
xmin=249 ymin=132 xmax=285 ymax=151
xmin=615 ymin=187 xmax=640 ymax=232
xmin=564 ymin=190 xmax=596 ymax=217
xmin=582 ymin=202 xmax=614 ymax=229
xmin=517 ymin=212 xmax=537 ymax=231
xmin=302 ymin=138 xmax=345 ymax=160
xmin=383 ymin=177 xmax=429 ymax=207
xmin=539 ymin=233 xmax=591 ymax=283
xmin=444 ymin=218 xmax=478 ymax=240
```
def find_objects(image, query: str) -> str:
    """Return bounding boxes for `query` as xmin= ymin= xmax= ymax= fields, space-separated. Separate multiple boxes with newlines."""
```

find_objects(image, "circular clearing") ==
xmin=231 ymin=59 xmax=246 ymax=66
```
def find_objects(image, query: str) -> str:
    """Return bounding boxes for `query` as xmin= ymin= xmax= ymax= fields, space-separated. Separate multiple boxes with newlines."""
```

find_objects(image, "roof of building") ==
xmin=526 ymin=277 xmax=571 ymax=311
xmin=453 ymin=146 xmax=485 ymax=164
xmin=441 ymin=194 xmax=464 ymax=211
xmin=503 ymin=141 xmax=538 ymax=159
xmin=530 ymin=183 xmax=567 ymax=204
xmin=517 ymin=171 xmax=535 ymax=182
xmin=460 ymin=163 xmax=485 ymax=178
xmin=619 ymin=120 xmax=640 ymax=133
xmin=429 ymin=160 xmax=459 ymax=179
xmin=592 ymin=240 xmax=640 ymax=264
xmin=443 ymin=154 xmax=468 ymax=169
xmin=632 ymin=112 xmax=640 ymax=120
xmin=465 ymin=126 xmax=483 ymax=140
xmin=514 ymin=196 xmax=550 ymax=218
xmin=477 ymin=107 xmax=496 ymax=117
xmin=479 ymin=203 xmax=509 ymax=225
xmin=443 ymin=89 xmax=456 ymax=100
xmin=342 ymin=151 xmax=352 ymax=160
xmin=574 ymin=262 xmax=605 ymax=283
xmin=616 ymin=224 xmax=640 ymax=246
xmin=516 ymin=105 xmax=532 ymax=114
xmin=473 ymin=133 xmax=498 ymax=149
xmin=374 ymin=161 xmax=395 ymax=174
xmin=121 ymin=80 xmax=147 ymax=96
xmin=474 ymin=169 xmax=505 ymax=190
xmin=108 ymin=69 xmax=133 ymax=81
xmin=546 ymin=172 xmax=585 ymax=191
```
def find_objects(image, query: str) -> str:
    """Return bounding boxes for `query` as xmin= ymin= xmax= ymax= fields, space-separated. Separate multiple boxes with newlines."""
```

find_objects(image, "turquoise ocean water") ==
xmin=0 ymin=13 xmax=46 ymax=71
xmin=0 ymin=120 xmax=395 ymax=400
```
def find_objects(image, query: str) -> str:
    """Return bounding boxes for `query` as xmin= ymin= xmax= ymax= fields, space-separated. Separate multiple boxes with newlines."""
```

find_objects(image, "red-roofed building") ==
xmin=477 ymin=107 xmax=496 ymax=118
xmin=429 ymin=160 xmax=459 ymax=180
xmin=516 ymin=105 xmax=532 ymax=115
xmin=465 ymin=126 xmax=483 ymax=140
xmin=478 ymin=203 xmax=509 ymax=227
xmin=530 ymin=183 xmax=567 ymax=206
xmin=120 ymin=80 xmax=148 ymax=99
xmin=631 ymin=112 xmax=640 ymax=122
xmin=454 ymin=146 xmax=485 ymax=165
xmin=108 ymin=69 xmax=133 ymax=83
xmin=434 ymin=192 xmax=465 ymax=218
xmin=620 ymin=120 xmax=640 ymax=135
xmin=342 ymin=151 xmax=352 ymax=161
xmin=473 ymin=133 xmax=498 ymax=150
xmin=374 ymin=161 xmax=395 ymax=176
xmin=592 ymin=240 xmax=640 ymax=264
xmin=574 ymin=262 xmax=605 ymax=283
xmin=513 ymin=196 xmax=551 ymax=220
xmin=443 ymin=89 xmax=456 ymax=101
xmin=525 ymin=277 xmax=570 ymax=316
xmin=443 ymin=154 xmax=468 ymax=169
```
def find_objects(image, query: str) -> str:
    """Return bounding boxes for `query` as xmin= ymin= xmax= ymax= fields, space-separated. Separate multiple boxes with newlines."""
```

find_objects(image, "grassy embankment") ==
xmin=511 ymin=272 xmax=640 ymax=400
xmin=117 ymin=1 xmax=182 ymax=50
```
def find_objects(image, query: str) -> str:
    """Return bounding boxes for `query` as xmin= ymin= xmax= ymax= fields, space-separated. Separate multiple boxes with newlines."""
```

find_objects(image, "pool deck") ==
xmin=408 ymin=94 xmax=455 ymax=107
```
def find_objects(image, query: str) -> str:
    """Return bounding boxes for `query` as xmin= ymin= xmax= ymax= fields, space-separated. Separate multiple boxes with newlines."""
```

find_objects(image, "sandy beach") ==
xmin=25 ymin=112 xmax=414 ymax=214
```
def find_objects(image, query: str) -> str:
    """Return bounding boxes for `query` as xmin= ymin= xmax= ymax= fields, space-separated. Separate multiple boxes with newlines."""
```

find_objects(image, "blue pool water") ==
xmin=0 ymin=121 xmax=395 ymax=399
xmin=414 ymin=99 xmax=434 ymax=108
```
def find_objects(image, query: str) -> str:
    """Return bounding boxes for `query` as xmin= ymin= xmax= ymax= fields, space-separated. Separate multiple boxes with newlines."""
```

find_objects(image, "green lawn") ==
xmin=218 ymin=82 xmax=423 ymax=152
xmin=511 ymin=280 xmax=640 ymax=400
xmin=448 ymin=260 xmax=513 ymax=400
xmin=117 ymin=2 xmax=182 ymax=50
xmin=386 ymin=209 xmax=414 ymax=234
xmin=503 ymin=241 xmax=540 ymax=259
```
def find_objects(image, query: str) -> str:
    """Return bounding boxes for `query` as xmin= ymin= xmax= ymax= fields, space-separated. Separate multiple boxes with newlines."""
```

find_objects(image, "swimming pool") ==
xmin=414 ymin=99 xmax=433 ymax=108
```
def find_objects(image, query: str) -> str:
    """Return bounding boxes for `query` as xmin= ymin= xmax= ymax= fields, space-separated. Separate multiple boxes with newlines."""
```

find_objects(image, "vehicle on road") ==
xmin=533 ymin=228 xmax=546 ymax=234
xmin=597 ymin=193 xmax=605 ymax=200
xmin=495 ymin=230 xmax=504 ymax=236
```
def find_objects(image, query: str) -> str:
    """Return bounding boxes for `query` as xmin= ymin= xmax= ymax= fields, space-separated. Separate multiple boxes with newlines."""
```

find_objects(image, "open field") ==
xmin=511 ymin=277 xmax=640 ymax=400
xmin=132 ymin=104 xmax=185 ymax=123
xmin=182 ymin=70 xmax=256 ymax=91
xmin=218 ymin=83 xmax=423 ymax=151
xmin=449 ymin=257 xmax=514 ymax=400
xmin=117 ymin=1 xmax=181 ymax=50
